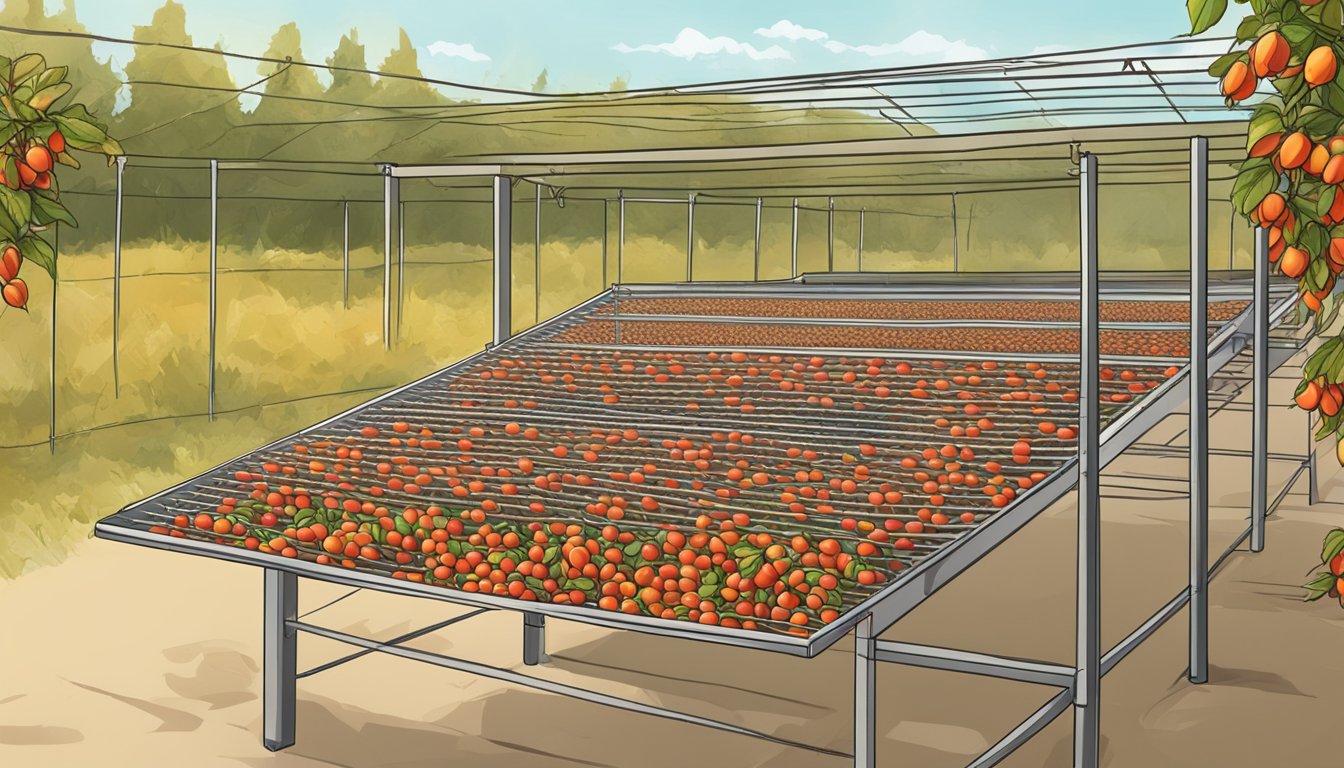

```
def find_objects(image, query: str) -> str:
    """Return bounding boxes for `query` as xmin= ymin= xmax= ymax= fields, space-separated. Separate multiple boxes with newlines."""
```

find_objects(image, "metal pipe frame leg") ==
xmin=854 ymin=615 xmax=876 ymax=768
xmin=263 ymin=569 xmax=297 ymax=751
xmin=1308 ymin=412 xmax=1320 ymax=505
xmin=1074 ymin=152 xmax=1101 ymax=768
xmin=1188 ymin=136 xmax=1209 ymax=686
xmin=1251 ymin=226 xmax=1269 ymax=552
xmin=523 ymin=613 xmax=548 ymax=665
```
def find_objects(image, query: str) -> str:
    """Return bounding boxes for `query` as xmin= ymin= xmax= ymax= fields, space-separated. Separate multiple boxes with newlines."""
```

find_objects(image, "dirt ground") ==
xmin=3 ymin=348 xmax=1342 ymax=768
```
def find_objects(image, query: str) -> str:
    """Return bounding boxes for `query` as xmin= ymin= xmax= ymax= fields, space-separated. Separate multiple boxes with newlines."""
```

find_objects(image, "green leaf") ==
xmin=1281 ymin=21 xmax=1316 ymax=46
xmin=9 ymin=54 xmax=44 ymax=85
xmin=1304 ymin=571 xmax=1336 ymax=601
xmin=1319 ymin=187 xmax=1338 ymax=220
xmin=31 ymin=193 xmax=75 ymax=228
xmin=1236 ymin=15 xmax=1264 ymax=42
xmin=27 ymin=82 xmax=69 ymax=112
xmin=1208 ymin=50 xmax=1243 ymax=78
xmin=737 ymin=552 xmax=762 ymax=580
xmin=1232 ymin=164 xmax=1278 ymax=215
xmin=1187 ymin=0 xmax=1229 ymax=35
xmin=0 ymin=185 xmax=31 ymax=227
xmin=1247 ymin=104 xmax=1285 ymax=149
xmin=1324 ymin=0 xmax=1344 ymax=31
xmin=0 ymin=202 xmax=20 ymax=242
xmin=1301 ymin=106 xmax=1339 ymax=136
xmin=50 ymin=114 xmax=105 ymax=149
xmin=32 ymin=66 xmax=65 ymax=90
xmin=19 ymin=234 xmax=53 ymax=280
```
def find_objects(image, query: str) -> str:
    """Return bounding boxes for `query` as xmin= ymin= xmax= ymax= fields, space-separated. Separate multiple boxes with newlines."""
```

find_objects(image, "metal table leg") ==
xmin=263 ymin=568 xmax=297 ymax=751
xmin=523 ymin=613 xmax=548 ymax=665
xmin=854 ymin=614 xmax=876 ymax=768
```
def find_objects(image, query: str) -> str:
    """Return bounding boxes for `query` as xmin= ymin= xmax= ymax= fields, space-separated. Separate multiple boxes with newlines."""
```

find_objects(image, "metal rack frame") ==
xmin=97 ymin=137 xmax=1304 ymax=767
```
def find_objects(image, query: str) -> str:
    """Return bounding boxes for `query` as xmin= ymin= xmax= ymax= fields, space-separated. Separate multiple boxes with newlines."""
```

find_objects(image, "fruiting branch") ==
xmin=1192 ymin=0 xmax=1344 ymax=601
xmin=0 ymin=53 xmax=121 ymax=313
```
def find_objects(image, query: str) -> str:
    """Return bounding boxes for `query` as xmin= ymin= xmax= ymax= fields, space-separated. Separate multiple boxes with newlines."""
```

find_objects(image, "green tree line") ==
xmin=0 ymin=0 xmax=901 ymax=254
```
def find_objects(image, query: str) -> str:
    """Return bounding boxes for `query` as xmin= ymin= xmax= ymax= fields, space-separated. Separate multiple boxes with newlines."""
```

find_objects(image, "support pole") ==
xmin=523 ymin=613 xmax=548 ymax=665
xmin=791 ymin=197 xmax=799 ymax=277
xmin=687 ymin=193 xmax=696 ymax=282
xmin=753 ymin=196 xmax=762 ymax=281
xmin=854 ymin=614 xmax=876 ymax=768
xmin=397 ymin=201 xmax=405 ymax=339
xmin=1189 ymin=136 xmax=1209 ymax=686
xmin=113 ymin=155 xmax=125 ymax=397
xmin=1251 ymin=226 xmax=1269 ymax=553
xmin=1229 ymin=203 xmax=1236 ymax=271
xmin=381 ymin=165 xmax=398 ymax=351
xmin=535 ymin=184 xmax=542 ymax=324
xmin=48 ymin=223 xmax=57 ymax=452
xmin=492 ymin=174 xmax=512 ymax=347
xmin=951 ymin=192 xmax=960 ymax=273
xmin=858 ymin=207 xmax=866 ymax=272
xmin=602 ymin=199 xmax=609 ymax=288
xmin=262 ymin=568 xmax=297 ymax=751
xmin=827 ymin=196 xmax=834 ymax=272
xmin=342 ymin=200 xmax=350 ymax=310
xmin=208 ymin=159 xmax=218 ymax=421
xmin=1309 ymin=412 xmax=1320 ymax=505
xmin=1074 ymin=152 xmax=1101 ymax=768
xmin=618 ymin=190 xmax=625 ymax=284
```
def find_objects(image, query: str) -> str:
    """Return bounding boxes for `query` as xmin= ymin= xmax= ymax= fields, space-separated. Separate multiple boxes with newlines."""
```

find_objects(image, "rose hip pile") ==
xmin=146 ymin=346 xmax=1178 ymax=636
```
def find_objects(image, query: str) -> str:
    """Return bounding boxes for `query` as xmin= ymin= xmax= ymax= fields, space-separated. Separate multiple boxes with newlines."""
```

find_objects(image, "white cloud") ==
xmin=612 ymin=28 xmax=791 ymax=61
xmin=824 ymin=31 xmax=986 ymax=62
xmin=754 ymin=20 xmax=828 ymax=42
xmin=426 ymin=41 xmax=491 ymax=63
xmin=1028 ymin=44 xmax=1068 ymax=55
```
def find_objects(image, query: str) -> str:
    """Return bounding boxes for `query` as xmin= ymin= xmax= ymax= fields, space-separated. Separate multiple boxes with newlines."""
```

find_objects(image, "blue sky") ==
xmin=54 ymin=0 xmax=1242 ymax=96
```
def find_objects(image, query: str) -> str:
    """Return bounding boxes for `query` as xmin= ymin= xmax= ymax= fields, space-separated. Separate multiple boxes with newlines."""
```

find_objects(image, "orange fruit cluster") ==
xmin=0 ymin=244 xmax=25 ymax=310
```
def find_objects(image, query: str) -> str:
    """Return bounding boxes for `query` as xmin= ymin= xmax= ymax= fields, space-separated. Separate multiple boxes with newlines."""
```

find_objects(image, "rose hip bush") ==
xmin=1189 ymin=0 xmax=1344 ymax=601
xmin=0 ymin=52 xmax=121 ymax=313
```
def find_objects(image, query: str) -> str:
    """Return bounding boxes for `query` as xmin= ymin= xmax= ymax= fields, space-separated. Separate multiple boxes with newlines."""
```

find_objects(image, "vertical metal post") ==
xmin=617 ymin=190 xmax=625 ymax=284
xmin=1074 ymin=152 xmax=1101 ymax=768
xmin=1189 ymin=137 xmax=1209 ymax=686
xmin=790 ymin=197 xmax=799 ymax=277
xmin=858 ymin=207 xmax=866 ymax=272
xmin=1228 ymin=203 xmax=1236 ymax=271
xmin=208 ymin=159 xmax=218 ymax=421
xmin=48 ymin=223 xmax=57 ymax=452
xmin=1251 ymin=226 xmax=1269 ymax=552
xmin=753 ymin=197 xmax=762 ymax=281
xmin=523 ymin=613 xmax=548 ymax=665
xmin=601 ymin=199 xmax=609 ymax=288
xmin=687 ymin=193 xmax=696 ymax=282
xmin=827 ymin=196 xmax=835 ymax=271
xmin=381 ymin=165 xmax=397 ymax=350
xmin=951 ymin=192 xmax=960 ymax=272
xmin=262 ymin=568 xmax=297 ymax=751
xmin=342 ymin=200 xmax=350 ymax=310
xmin=535 ymin=183 xmax=542 ymax=324
xmin=112 ymin=155 xmax=125 ymax=397
xmin=397 ymin=201 xmax=405 ymax=339
xmin=492 ymin=174 xmax=513 ymax=347
xmin=854 ymin=614 xmax=876 ymax=768
xmin=1309 ymin=412 xmax=1320 ymax=504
